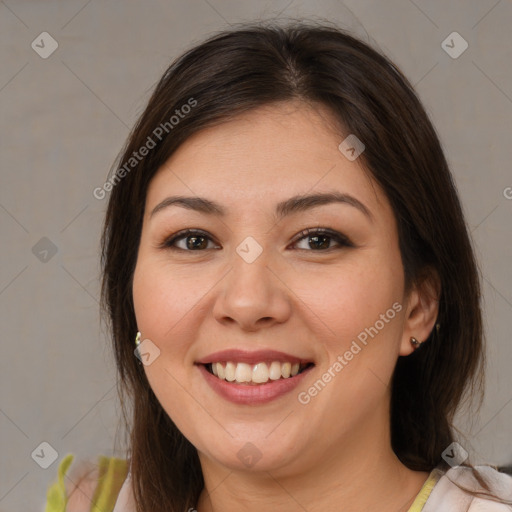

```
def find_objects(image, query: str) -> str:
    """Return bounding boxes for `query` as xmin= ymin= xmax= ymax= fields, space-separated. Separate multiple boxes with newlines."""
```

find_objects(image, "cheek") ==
xmin=301 ymin=261 xmax=403 ymax=416
xmin=303 ymin=252 xmax=405 ymax=418
xmin=307 ymin=254 xmax=402 ymax=347
xmin=133 ymin=255 xmax=205 ymax=339
xmin=132 ymin=257 xmax=208 ymax=425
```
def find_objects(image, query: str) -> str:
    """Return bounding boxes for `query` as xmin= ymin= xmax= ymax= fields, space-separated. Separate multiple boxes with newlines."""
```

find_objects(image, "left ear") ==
xmin=400 ymin=267 xmax=441 ymax=356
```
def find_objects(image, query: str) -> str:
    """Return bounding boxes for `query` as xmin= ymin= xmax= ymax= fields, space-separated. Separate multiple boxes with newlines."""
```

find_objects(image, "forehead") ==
xmin=145 ymin=101 xmax=389 ymax=221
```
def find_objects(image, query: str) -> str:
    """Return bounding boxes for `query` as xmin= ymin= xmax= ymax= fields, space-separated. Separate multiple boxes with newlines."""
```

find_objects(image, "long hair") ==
xmin=100 ymin=19 xmax=509 ymax=510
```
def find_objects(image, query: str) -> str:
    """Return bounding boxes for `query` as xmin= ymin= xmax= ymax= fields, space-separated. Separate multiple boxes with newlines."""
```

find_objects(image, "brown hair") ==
xmin=100 ymin=19 xmax=510 ymax=510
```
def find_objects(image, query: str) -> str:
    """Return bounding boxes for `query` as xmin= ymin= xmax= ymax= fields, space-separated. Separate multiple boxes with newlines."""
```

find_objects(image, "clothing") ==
xmin=422 ymin=464 xmax=512 ymax=511
xmin=45 ymin=453 xmax=512 ymax=511
xmin=44 ymin=453 xmax=129 ymax=512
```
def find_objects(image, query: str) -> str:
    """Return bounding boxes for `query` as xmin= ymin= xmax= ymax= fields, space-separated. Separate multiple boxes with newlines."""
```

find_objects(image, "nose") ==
xmin=212 ymin=246 xmax=292 ymax=332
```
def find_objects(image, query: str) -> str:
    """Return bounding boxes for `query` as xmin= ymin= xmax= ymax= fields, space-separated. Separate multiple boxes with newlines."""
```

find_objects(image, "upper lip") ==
xmin=195 ymin=349 xmax=314 ymax=365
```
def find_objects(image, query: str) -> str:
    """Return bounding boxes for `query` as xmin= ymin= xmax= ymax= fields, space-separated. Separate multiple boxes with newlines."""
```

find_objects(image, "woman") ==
xmin=45 ymin=20 xmax=512 ymax=512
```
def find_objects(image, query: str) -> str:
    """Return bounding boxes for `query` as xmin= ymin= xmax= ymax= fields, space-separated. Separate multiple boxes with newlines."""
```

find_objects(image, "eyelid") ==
xmin=158 ymin=227 xmax=354 ymax=252
xmin=290 ymin=227 xmax=354 ymax=249
xmin=157 ymin=228 xmax=219 ymax=250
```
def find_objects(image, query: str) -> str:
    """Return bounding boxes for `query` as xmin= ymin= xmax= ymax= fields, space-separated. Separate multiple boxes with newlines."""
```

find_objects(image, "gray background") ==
xmin=1 ymin=0 xmax=511 ymax=510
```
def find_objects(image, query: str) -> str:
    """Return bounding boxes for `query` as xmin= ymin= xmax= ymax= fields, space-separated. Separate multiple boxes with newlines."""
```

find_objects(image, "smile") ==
xmin=206 ymin=361 xmax=314 ymax=385
xmin=195 ymin=348 xmax=315 ymax=404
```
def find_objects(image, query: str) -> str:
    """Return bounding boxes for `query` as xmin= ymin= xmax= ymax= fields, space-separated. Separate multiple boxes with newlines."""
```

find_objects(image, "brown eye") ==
xmin=291 ymin=228 xmax=353 ymax=251
xmin=160 ymin=229 xmax=219 ymax=251
xmin=159 ymin=227 xmax=353 ymax=253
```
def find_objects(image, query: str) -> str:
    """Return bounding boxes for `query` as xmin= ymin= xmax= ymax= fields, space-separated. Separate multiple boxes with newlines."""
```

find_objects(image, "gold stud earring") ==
xmin=135 ymin=331 xmax=141 ymax=346
xmin=410 ymin=337 xmax=421 ymax=349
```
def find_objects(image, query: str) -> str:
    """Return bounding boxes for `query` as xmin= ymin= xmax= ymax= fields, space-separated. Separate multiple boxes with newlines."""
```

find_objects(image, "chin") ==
xmin=196 ymin=433 xmax=306 ymax=474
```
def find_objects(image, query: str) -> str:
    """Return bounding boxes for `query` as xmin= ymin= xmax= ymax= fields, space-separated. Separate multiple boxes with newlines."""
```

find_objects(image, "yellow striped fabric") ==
xmin=44 ymin=453 xmax=129 ymax=512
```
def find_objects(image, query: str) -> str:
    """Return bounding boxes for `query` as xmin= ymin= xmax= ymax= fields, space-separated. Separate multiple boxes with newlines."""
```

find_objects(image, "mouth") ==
xmin=195 ymin=349 xmax=316 ymax=403
xmin=203 ymin=361 xmax=315 ymax=385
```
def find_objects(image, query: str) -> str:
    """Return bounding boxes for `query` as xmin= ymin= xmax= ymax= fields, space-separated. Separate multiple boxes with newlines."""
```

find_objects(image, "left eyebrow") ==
xmin=150 ymin=191 xmax=373 ymax=223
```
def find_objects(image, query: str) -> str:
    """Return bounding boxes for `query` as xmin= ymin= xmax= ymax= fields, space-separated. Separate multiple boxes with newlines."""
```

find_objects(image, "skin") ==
xmin=132 ymin=100 xmax=440 ymax=511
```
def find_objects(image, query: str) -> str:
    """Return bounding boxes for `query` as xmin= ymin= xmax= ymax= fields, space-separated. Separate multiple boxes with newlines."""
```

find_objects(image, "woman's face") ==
xmin=132 ymin=101 xmax=419 ymax=476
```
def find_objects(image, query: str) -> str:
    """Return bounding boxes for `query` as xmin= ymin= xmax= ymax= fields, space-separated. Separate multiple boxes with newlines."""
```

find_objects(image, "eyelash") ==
xmin=158 ymin=227 xmax=354 ymax=253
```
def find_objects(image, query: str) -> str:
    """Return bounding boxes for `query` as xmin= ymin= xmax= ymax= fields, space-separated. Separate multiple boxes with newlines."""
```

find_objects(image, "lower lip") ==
xmin=197 ymin=364 xmax=314 ymax=405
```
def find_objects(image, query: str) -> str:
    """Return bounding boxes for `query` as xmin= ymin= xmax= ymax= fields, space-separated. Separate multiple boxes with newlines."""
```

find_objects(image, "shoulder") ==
xmin=44 ymin=453 xmax=130 ymax=512
xmin=423 ymin=464 xmax=512 ymax=511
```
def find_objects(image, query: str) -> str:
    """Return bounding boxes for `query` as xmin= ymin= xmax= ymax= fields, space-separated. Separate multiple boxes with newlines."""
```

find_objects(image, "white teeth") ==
xmin=225 ymin=362 xmax=236 ymax=382
xmin=269 ymin=361 xmax=282 ymax=380
xmin=209 ymin=361 xmax=308 ymax=384
xmin=252 ymin=363 xmax=270 ymax=383
xmin=216 ymin=362 xmax=225 ymax=380
xmin=235 ymin=362 xmax=252 ymax=383
xmin=281 ymin=362 xmax=291 ymax=378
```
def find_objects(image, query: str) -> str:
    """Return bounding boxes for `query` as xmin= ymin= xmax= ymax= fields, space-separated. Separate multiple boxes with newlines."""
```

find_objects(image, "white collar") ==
xmin=422 ymin=465 xmax=512 ymax=511
xmin=112 ymin=469 xmax=136 ymax=512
